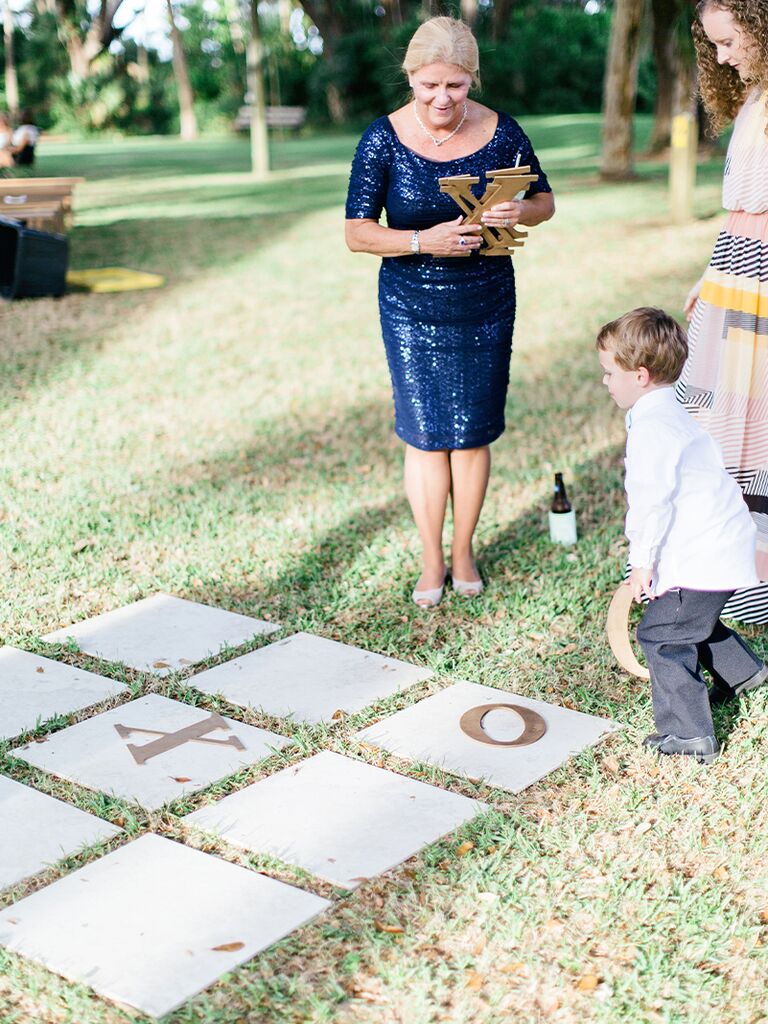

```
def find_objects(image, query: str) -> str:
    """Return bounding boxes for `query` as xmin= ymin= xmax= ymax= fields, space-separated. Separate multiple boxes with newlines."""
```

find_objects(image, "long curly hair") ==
xmin=693 ymin=0 xmax=768 ymax=134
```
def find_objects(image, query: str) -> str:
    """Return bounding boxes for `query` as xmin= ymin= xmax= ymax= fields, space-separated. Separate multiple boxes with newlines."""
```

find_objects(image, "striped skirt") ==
xmin=676 ymin=209 xmax=768 ymax=623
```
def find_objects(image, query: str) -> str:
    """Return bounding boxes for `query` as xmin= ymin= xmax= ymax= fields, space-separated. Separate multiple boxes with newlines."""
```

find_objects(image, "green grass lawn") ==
xmin=1 ymin=118 xmax=766 ymax=1024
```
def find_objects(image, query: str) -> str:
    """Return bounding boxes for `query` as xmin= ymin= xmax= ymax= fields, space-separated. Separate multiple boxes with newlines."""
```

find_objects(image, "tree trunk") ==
xmin=278 ymin=0 xmax=293 ymax=34
xmin=55 ymin=0 xmax=127 ymax=78
xmin=648 ymin=0 xmax=678 ymax=152
xmin=225 ymin=0 xmax=245 ymax=55
xmin=299 ymin=1 xmax=347 ymax=123
xmin=460 ymin=0 xmax=477 ymax=29
xmin=674 ymin=1 xmax=697 ymax=117
xmin=166 ymin=0 xmax=198 ymax=141
xmin=3 ymin=2 xmax=19 ymax=124
xmin=135 ymin=43 xmax=151 ymax=110
xmin=492 ymin=0 xmax=513 ymax=42
xmin=600 ymin=0 xmax=645 ymax=180
xmin=247 ymin=0 xmax=269 ymax=176
xmin=383 ymin=0 xmax=402 ymax=25
xmin=674 ymin=50 xmax=697 ymax=117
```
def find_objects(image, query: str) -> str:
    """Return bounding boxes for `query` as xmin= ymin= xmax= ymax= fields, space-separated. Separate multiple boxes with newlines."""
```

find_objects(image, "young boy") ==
xmin=597 ymin=307 xmax=767 ymax=764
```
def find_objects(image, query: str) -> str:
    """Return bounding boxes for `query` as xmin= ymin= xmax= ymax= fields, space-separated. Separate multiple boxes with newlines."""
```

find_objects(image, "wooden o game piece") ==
xmin=439 ymin=165 xmax=540 ymax=256
xmin=606 ymin=583 xmax=650 ymax=680
xmin=459 ymin=703 xmax=547 ymax=747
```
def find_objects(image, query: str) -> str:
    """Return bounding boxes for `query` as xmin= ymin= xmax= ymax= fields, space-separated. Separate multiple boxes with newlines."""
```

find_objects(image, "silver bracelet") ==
xmin=410 ymin=229 xmax=420 ymax=255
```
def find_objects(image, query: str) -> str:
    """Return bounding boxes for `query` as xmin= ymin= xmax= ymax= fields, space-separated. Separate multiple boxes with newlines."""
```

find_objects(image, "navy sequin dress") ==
xmin=345 ymin=112 xmax=551 ymax=451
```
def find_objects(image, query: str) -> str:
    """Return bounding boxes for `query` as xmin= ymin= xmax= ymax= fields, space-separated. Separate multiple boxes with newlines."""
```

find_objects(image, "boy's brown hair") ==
xmin=596 ymin=307 xmax=689 ymax=384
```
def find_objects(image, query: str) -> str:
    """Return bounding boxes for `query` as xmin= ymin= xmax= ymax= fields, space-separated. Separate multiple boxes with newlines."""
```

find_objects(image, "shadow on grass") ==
xmin=69 ymin=166 xmax=350 ymax=267
xmin=34 ymin=134 xmax=360 ymax=183
xmin=0 ymin=182 xmax=347 ymax=409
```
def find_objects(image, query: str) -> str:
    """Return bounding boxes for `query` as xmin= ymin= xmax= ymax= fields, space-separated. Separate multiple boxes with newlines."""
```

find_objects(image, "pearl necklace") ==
xmin=413 ymin=101 xmax=468 ymax=147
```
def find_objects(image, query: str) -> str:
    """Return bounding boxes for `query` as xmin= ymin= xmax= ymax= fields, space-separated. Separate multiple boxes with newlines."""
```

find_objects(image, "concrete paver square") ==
xmin=43 ymin=593 xmax=279 ymax=675
xmin=191 ymin=632 xmax=432 ymax=723
xmin=0 ymin=833 xmax=330 ymax=1018
xmin=12 ymin=695 xmax=292 ymax=810
xmin=0 ymin=647 xmax=128 ymax=741
xmin=0 ymin=775 xmax=121 ymax=891
xmin=355 ymin=681 xmax=621 ymax=793
xmin=185 ymin=750 xmax=486 ymax=888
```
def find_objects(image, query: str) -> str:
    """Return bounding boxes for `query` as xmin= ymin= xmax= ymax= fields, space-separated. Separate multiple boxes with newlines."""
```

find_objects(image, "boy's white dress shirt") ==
xmin=625 ymin=387 xmax=759 ymax=596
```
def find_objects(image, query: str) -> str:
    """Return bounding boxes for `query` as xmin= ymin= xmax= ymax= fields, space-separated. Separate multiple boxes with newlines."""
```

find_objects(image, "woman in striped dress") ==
xmin=678 ymin=0 xmax=768 ymax=622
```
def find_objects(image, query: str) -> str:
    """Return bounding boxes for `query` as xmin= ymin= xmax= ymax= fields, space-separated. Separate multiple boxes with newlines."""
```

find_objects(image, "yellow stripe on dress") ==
xmin=719 ymin=325 xmax=768 ymax=399
xmin=700 ymin=278 xmax=768 ymax=318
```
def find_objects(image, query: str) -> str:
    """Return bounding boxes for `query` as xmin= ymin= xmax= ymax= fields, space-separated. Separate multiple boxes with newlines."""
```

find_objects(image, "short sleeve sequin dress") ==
xmin=345 ymin=112 xmax=551 ymax=452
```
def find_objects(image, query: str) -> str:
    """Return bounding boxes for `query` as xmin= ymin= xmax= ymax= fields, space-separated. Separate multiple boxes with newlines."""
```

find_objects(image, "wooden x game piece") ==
xmin=439 ymin=165 xmax=539 ymax=255
xmin=114 ymin=711 xmax=246 ymax=766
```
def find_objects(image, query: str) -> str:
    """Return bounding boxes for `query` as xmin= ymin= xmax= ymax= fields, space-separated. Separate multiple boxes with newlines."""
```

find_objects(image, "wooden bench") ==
xmin=234 ymin=105 xmax=307 ymax=132
xmin=0 ymin=177 xmax=84 ymax=234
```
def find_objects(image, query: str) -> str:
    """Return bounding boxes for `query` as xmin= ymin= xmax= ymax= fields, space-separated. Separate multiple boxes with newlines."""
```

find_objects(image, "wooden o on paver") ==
xmin=459 ymin=704 xmax=546 ymax=746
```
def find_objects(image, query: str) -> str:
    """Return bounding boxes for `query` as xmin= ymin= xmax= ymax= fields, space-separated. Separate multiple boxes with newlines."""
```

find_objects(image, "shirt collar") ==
xmin=625 ymin=386 xmax=676 ymax=430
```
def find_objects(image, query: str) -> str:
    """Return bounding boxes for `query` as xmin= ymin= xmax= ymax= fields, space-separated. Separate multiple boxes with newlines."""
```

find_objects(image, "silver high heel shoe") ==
xmin=412 ymin=583 xmax=445 ymax=608
xmin=412 ymin=572 xmax=446 ymax=608
xmin=451 ymin=575 xmax=484 ymax=597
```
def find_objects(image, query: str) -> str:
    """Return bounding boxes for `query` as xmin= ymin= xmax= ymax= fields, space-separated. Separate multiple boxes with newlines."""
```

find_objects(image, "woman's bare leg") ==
xmin=449 ymin=446 xmax=490 ymax=586
xmin=404 ymin=444 xmax=450 ymax=596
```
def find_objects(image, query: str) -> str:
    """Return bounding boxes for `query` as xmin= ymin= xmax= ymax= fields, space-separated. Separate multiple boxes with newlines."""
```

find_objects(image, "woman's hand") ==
xmin=419 ymin=215 xmax=483 ymax=257
xmin=480 ymin=199 xmax=525 ymax=230
xmin=684 ymin=276 xmax=704 ymax=320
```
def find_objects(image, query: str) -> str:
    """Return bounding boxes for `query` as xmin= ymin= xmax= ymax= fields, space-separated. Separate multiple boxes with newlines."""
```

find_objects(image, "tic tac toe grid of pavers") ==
xmin=0 ymin=775 xmax=122 ymax=891
xmin=43 ymin=593 xmax=279 ymax=675
xmin=1 ymin=593 xmax=622 ymax=1018
xmin=0 ymin=834 xmax=331 ymax=1019
xmin=13 ymin=694 xmax=293 ymax=810
xmin=356 ymin=681 xmax=622 ymax=793
xmin=185 ymin=750 xmax=487 ymax=889
xmin=190 ymin=630 xmax=434 ymax=722
xmin=0 ymin=647 xmax=129 ymax=742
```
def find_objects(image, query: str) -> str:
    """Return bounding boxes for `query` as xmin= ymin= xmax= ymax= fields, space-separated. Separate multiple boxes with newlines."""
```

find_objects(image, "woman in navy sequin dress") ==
xmin=345 ymin=17 xmax=554 ymax=607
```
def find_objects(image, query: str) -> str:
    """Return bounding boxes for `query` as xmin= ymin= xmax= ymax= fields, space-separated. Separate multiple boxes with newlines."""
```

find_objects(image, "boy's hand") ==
xmin=630 ymin=567 xmax=654 ymax=603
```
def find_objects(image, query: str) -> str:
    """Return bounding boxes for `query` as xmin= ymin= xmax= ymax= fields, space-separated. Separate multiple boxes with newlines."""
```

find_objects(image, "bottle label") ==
xmin=549 ymin=510 xmax=577 ymax=546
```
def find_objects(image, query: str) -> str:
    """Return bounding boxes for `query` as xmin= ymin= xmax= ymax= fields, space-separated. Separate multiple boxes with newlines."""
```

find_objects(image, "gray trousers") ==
xmin=637 ymin=588 xmax=763 ymax=738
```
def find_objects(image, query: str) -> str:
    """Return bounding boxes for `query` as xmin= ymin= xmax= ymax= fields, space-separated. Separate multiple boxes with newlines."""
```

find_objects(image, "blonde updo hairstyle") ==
xmin=402 ymin=17 xmax=480 ymax=90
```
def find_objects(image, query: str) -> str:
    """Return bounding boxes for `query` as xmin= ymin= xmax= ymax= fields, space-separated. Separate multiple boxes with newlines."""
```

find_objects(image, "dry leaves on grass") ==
xmin=500 ymin=961 xmax=528 ymax=976
xmin=344 ymin=977 xmax=387 ymax=1004
xmin=576 ymin=973 xmax=601 ymax=992
xmin=535 ymin=991 xmax=561 ymax=1015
